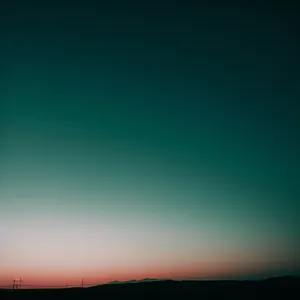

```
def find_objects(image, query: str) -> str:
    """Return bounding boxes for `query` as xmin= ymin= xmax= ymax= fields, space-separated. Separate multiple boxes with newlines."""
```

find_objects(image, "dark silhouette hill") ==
xmin=1 ymin=276 xmax=299 ymax=299
xmin=104 ymin=277 xmax=165 ymax=285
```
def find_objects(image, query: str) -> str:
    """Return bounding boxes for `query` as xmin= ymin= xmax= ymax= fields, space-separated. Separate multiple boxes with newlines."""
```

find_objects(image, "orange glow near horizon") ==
xmin=1 ymin=257 xmax=295 ymax=288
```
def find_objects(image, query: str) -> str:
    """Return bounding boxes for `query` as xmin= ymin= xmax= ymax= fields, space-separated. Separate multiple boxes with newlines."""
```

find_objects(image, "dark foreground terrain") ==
xmin=1 ymin=276 xmax=299 ymax=299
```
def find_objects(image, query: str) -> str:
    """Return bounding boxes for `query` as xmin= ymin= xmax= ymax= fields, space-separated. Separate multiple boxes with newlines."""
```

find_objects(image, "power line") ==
xmin=1 ymin=283 xmax=94 ymax=289
xmin=0 ymin=277 xmax=102 ymax=289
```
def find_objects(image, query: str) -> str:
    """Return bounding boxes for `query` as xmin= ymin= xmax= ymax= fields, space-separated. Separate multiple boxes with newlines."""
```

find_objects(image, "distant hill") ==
xmin=1 ymin=276 xmax=299 ymax=299
xmin=263 ymin=275 xmax=299 ymax=282
xmin=104 ymin=278 xmax=167 ymax=285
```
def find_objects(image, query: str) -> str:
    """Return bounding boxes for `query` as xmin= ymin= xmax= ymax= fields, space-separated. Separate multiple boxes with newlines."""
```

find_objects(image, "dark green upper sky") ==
xmin=0 ymin=1 xmax=299 ymax=282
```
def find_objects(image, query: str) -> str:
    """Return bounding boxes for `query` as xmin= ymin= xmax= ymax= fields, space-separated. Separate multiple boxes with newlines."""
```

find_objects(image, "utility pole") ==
xmin=12 ymin=279 xmax=20 ymax=290
xmin=81 ymin=278 xmax=84 ymax=288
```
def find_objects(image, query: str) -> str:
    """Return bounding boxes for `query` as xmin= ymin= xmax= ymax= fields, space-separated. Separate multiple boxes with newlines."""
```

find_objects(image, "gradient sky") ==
xmin=1 ymin=0 xmax=300 ymax=287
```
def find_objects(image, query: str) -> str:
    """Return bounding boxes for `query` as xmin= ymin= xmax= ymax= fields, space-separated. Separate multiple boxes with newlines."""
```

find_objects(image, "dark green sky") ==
xmin=1 ymin=1 xmax=299 ymax=284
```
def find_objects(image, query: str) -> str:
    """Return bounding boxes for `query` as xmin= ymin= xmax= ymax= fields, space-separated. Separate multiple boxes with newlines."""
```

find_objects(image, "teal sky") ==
xmin=0 ymin=1 xmax=299 ymax=285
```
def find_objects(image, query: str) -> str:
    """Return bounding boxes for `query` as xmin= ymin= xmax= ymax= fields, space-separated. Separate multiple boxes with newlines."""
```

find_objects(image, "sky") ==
xmin=0 ymin=0 xmax=300 ymax=287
